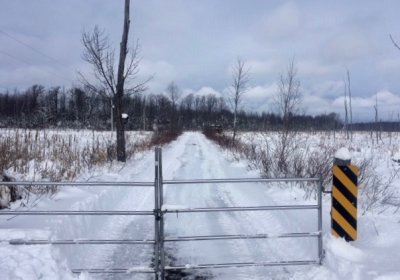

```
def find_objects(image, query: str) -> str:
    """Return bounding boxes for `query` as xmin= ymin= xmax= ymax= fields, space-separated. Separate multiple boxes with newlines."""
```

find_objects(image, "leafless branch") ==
xmin=390 ymin=34 xmax=400 ymax=51
xmin=125 ymin=75 xmax=152 ymax=95
xmin=275 ymin=58 xmax=301 ymax=130
xmin=82 ymin=26 xmax=116 ymax=95
xmin=229 ymin=57 xmax=250 ymax=141
xmin=79 ymin=0 xmax=150 ymax=162
xmin=124 ymin=40 xmax=141 ymax=81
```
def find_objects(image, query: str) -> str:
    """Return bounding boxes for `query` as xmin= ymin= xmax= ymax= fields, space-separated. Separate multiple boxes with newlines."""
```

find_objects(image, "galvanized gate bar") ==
xmin=0 ymin=181 xmax=154 ymax=187
xmin=8 ymin=239 xmax=155 ymax=245
xmin=71 ymin=268 xmax=156 ymax=274
xmin=163 ymin=205 xmax=318 ymax=213
xmin=2 ymin=147 xmax=324 ymax=278
xmin=158 ymin=147 xmax=323 ymax=277
xmin=1 ymin=162 xmax=158 ymax=276
xmin=0 ymin=210 xmax=153 ymax=215
xmin=164 ymin=177 xmax=320 ymax=184
xmin=164 ymin=260 xmax=319 ymax=270
xmin=164 ymin=232 xmax=321 ymax=242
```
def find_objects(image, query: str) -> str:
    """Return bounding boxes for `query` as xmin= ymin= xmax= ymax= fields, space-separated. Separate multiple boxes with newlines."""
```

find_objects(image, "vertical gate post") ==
xmin=318 ymin=177 xmax=323 ymax=264
xmin=154 ymin=148 xmax=161 ymax=279
xmin=159 ymin=148 xmax=166 ymax=279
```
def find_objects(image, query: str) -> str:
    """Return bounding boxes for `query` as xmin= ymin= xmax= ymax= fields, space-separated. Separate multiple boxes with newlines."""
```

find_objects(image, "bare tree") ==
xmin=229 ymin=58 xmax=250 ymax=142
xmin=166 ymin=81 xmax=180 ymax=109
xmin=80 ymin=0 xmax=149 ymax=162
xmin=272 ymin=58 xmax=302 ymax=173
xmin=142 ymin=95 xmax=146 ymax=130
xmin=390 ymin=34 xmax=400 ymax=139
xmin=166 ymin=81 xmax=180 ymax=130
xmin=275 ymin=58 xmax=301 ymax=131
xmin=343 ymin=79 xmax=349 ymax=139
xmin=374 ymin=94 xmax=379 ymax=143
xmin=346 ymin=69 xmax=353 ymax=141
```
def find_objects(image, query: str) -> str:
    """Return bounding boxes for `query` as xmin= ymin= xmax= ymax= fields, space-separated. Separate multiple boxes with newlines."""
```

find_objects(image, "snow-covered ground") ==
xmin=1 ymin=132 xmax=400 ymax=279
xmin=0 ymin=129 xmax=152 ymax=208
xmin=0 ymin=128 xmax=152 ymax=182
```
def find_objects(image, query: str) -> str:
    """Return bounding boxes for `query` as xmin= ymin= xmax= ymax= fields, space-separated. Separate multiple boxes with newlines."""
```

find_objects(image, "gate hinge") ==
xmin=154 ymin=209 xmax=162 ymax=220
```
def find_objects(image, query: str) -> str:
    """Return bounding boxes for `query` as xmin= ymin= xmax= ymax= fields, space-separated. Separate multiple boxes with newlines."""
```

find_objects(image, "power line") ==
xmin=0 ymin=49 xmax=72 ymax=84
xmin=0 ymin=49 xmax=33 ymax=66
xmin=0 ymin=30 xmax=76 ymax=86
xmin=0 ymin=29 xmax=70 ymax=69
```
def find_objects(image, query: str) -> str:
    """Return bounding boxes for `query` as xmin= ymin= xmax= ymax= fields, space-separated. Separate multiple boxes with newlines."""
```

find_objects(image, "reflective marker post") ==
xmin=331 ymin=152 xmax=360 ymax=241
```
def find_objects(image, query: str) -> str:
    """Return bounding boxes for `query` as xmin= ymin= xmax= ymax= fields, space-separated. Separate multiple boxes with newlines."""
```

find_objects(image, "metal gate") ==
xmin=1 ymin=147 xmax=323 ymax=279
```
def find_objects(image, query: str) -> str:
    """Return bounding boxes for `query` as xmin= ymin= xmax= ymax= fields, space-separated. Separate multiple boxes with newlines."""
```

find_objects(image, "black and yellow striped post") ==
xmin=331 ymin=162 xmax=360 ymax=241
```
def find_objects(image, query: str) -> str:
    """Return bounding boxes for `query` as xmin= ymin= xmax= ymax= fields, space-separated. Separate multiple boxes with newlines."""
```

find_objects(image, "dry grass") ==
xmin=0 ymin=129 xmax=156 ymax=208
xmin=0 ymin=129 xmax=152 ymax=180
xmin=204 ymin=130 xmax=399 ymax=211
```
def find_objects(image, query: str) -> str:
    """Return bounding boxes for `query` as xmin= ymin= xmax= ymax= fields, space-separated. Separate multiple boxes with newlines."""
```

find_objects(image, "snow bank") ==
xmin=324 ymin=235 xmax=366 ymax=279
xmin=0 ymin=151 xmax=156 ymax=279
xmin=290 ymin=235 xmax=367 ymax=280
xmin=0 ymin=230 xmax=81 ymax=280
xmin=2 ymin=131 xmax=400 ymax=279
xmin=325 ymin=235 xmax=366 ymax=262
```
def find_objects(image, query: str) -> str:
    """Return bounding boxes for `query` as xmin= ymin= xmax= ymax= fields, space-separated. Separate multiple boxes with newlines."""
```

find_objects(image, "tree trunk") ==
xmin=232 ymin=108 xmax=237 ymax=142
xmin=115 ymin=0 xmax=130 ymax=162
xmin=115 ymin=95 xmax=126 ymax=161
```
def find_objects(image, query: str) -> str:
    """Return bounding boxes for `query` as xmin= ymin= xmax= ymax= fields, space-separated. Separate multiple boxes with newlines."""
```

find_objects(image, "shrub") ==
xmin=0 ymin=129 xmax=154 ymax=208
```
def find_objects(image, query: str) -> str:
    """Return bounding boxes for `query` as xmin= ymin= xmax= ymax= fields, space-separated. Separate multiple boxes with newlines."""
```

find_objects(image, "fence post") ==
xmin=331 ymin=148 xmax=359 ymax=241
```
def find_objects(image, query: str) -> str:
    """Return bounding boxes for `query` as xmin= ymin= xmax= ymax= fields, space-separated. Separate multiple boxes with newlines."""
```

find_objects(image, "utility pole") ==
xmin=111 ymin=99 xmax=114 ymax=132
xmin=142 ymin=96 xmax=146 ymax=130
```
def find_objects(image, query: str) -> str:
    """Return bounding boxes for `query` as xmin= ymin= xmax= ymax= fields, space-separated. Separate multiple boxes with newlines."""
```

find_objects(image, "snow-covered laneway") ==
xmin=1 ymin=132 xmax=320 ymax=280
xmin=160 ymin=132 xmax=319 ymax=280
xmin=6 ymin=131 xmax=400 ymax=279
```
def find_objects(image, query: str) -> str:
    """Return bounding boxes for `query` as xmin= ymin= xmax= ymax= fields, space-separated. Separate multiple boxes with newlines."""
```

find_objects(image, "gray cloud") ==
xmin=1 ymin=0 xmax=400 ymax=121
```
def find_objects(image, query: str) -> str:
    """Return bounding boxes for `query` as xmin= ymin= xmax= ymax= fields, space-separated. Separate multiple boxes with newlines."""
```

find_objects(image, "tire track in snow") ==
xmin=76 ymin=133 xmax=198 ymax=279
xmin=198 ymin=134 xmax=288 ymax=279
xmin=80 ymin=132 xmax=315 ymax=279
xmin=161 ymin=133 xmax=267 ymax=279
xmin=59 ymin=151 xmax=158 ymax=279
xmin=162 ymin=133 xmax=315 ymax=279
xmin=199 ymin=135 xmax=317 ymax=278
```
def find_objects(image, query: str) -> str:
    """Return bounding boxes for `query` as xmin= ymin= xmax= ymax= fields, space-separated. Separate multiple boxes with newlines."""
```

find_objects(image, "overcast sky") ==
xmin=1 ymin=0 xmax=400 ymax=121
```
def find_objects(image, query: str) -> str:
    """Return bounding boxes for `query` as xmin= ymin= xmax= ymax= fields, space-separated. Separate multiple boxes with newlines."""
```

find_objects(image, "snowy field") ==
xmin=235 ymin=131 xmax=400 ymax=279
xmin=1 ymin=131 xmax=400 ymax=279
xmin=0 ymin=128 xmax=152 ymax=180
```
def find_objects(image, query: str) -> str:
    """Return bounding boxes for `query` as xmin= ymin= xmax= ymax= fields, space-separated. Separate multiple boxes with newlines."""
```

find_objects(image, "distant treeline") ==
xmin=0 ymin=84 xmax=347 ymax=131
xmin=350 ymin=122 xmax=400 ymax=132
